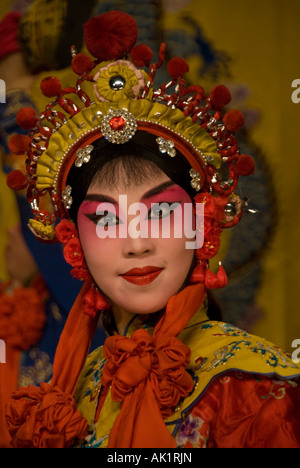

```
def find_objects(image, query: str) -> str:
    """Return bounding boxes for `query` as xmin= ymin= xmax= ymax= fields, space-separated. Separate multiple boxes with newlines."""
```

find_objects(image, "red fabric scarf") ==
xmin=5 ymin=282 xmax=205 ymax=448
xmin=102 ymin=282 xmax=206 ymax=447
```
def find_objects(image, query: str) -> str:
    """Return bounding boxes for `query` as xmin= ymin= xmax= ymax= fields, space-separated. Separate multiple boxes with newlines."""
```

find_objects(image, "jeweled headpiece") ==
xmin=7 ymin=10 xmax=255 ymax=249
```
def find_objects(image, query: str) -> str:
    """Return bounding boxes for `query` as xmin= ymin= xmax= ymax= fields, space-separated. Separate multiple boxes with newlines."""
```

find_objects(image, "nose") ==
xmin=121 ymin=234 xmax=155 ymax=258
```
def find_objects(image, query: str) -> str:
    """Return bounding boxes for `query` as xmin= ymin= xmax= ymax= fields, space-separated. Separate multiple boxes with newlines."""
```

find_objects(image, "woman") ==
xmin=5 ymin=11 xmax=300 ymax=448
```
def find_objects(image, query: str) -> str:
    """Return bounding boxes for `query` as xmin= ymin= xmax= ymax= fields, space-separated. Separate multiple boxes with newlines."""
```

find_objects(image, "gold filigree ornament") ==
xmin=6 ymin=11 xmax=255 ymax=243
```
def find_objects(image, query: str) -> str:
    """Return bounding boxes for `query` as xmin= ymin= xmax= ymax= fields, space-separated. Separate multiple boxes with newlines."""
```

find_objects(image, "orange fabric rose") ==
xmin=5 ymin=383 xmax=88 ymax=448
xmin=55 ymin=219 xmax=110 ymax=317
xmin=0 ymin=285 xmax=46 ymax=350
xmin=102 ymin=329 xmax=194 ymax=418
xmin=55 ymin=219 xmax=78 ymax=245
xmin=63 ymin=237 xmax=85 ymax=268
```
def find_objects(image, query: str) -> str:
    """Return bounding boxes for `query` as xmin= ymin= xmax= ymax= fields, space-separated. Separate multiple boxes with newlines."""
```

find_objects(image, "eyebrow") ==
xmin=142 ymin=181 xmax=175 ymax=200
xmin=84 ymin=181 xmax=176 ymax=204
xmin=84 ymin=194 xmax=118 ymax=204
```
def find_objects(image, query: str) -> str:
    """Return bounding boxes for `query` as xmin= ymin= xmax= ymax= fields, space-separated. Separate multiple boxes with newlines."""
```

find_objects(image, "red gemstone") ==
xmin=109 ymin=116 xmax=126 ymax=131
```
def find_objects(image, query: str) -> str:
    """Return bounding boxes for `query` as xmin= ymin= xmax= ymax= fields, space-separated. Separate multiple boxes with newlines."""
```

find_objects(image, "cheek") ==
xmin=77 ymin=206 xmax=106 ymax=265
xmin=77 ymin=205 xmax=123 ymax=281
xmin=160 ymin=236 xmax=194 ymax=282
xmin=77 ymin=210 xmax=96 ymax=245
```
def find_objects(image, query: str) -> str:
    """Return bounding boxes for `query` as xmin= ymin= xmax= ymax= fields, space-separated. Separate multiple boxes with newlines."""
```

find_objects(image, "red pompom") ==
xmin=167 ymin=57 xmax=189 ymax=79
xmin=71 ymin=53 xmax=94 ymax=75
xmin=84 ymin=11 xmax=138 ymax=60
xmin=6 ymin=170 xmax=29 ymax=191
xmin=223 ymin=110 xmax=245 ymax=132
xmin=16 ymin=107 xmax=38 ymax=130
xmin=8 ymin=135 xmax=31 ymax=155
xmin=40 ymin=76 xmax=62 ymax=98
xmin=131 ymin=44 xmax=154 ymax=67
xmin=209 ymin=85 xmax=231 ymax=109
xmin=234 ymin=154 xmax=256 ymax=176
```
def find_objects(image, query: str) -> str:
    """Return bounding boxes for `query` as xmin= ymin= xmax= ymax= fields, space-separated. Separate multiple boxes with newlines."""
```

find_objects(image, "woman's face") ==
xmin=77 ymin=167 xmax=195 ymax=323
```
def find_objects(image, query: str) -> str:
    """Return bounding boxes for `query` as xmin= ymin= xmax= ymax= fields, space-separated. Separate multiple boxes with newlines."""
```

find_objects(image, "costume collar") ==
xmin=123 ymin=297 xmax=209 ymax=338
xmin=75 ymin=298 xmax=300 ymax=447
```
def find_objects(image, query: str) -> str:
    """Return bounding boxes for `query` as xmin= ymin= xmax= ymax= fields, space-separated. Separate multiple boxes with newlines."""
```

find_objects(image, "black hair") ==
xmin=67 ymin=131 xmax=194 ymax=223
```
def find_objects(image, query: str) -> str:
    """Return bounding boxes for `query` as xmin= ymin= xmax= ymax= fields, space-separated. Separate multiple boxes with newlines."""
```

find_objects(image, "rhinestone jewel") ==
xmin=109 ymin=116 xmax=126 ymax=131
xmin=156 ymin=137 xmax=177 ymax=158
xmin=190 ymin=168 xmax=202 ymax=192
xmin=101 ymin=108 xmax=138 ymax=144
xmin=75 ymin=144 xmax=94 ymax=168
xmin=62 ymin=185 xmax=73 ymax=209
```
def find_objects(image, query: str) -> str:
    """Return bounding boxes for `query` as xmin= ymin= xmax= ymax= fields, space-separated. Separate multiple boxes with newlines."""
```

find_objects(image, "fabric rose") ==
xmin=94 ymin=60 xmax=146 ymax=102
xmin=194 ymin=192 xmax=225 ymax=261
xmin=55 ymin=218 xmax=78 ymax=245
xmin=5 ymin=383 xmax=88 ymax=448
xmin=0 ymin=284 xmax=46 ymax=350
xmin=55 ymin=219 xmax=91 ymax=282
xmin=102 ymin=329 xmax=194 ymax=416
xmin=63 ymin=237 xmax=85 ymax=268
xmin=55 ymin=219 xmax=110 ymax=316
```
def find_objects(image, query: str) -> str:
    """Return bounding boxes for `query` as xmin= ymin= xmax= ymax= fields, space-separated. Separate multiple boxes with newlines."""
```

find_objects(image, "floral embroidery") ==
xmin=83 ymin=358 xmax=106 ymax=401
xmin=198 ymin=322 xmax=300 ymax=371
xmin=260 ymin=379 xmax=298 ymax=401
xmin=250 ymin=342 xmax=298 ymax=369
xmin=175 ymin=413 xmax=207 ymax=448
xmin=79 ymin=433 xmax=109 ymax=448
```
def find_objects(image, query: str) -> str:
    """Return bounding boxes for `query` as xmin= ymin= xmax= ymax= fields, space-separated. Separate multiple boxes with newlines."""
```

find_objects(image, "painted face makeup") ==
xmin=77 ymin=171 xmax=195 ymax=320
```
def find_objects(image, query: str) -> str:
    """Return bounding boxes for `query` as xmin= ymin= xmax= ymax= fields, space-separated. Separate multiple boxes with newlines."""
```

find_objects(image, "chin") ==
xmin=118 ymin=296 xmax=170 ymax=316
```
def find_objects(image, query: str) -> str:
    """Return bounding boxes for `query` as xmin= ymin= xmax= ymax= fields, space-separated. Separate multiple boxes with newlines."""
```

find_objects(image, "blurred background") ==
xmin=0 ymin=0 xmax=299 ymax=353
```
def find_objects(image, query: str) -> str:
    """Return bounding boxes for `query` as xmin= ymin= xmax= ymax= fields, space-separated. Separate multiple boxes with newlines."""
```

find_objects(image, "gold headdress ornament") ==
xmin=7 ymin=10 xmax=255 ymax=244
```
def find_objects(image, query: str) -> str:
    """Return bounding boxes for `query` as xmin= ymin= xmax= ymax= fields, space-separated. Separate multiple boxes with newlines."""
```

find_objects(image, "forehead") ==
xmin=87 ymin=158 xmax=171 ymax=194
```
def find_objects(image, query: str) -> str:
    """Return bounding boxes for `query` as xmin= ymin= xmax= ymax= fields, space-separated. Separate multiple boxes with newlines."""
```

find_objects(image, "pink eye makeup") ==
xmin=77 ymin=182 xmax=194 ymax=240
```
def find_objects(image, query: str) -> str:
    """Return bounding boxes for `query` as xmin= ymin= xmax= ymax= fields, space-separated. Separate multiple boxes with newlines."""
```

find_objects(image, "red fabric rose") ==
xmin=102 ymin=329 xmax=193 ymax=417
xmin=0 ymin=286 xmax=46 ymax=350
xmin=196 ymin=229 xmax=222 ymax=260
xmin=5 ymin=383 xmax=88 ymax=448
xmin=56 ymin=219 xmax=91 ymax=280
xmin=63 ymin=237 xmax=85 ymax=268
xmin=55 ymin=219 xmax=78 ymax=245
xmin=194 ymin=193 xmax=224 ymax=261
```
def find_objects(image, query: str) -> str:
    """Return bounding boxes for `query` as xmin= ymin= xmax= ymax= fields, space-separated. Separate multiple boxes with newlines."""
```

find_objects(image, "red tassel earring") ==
xmin=190 ymin=260 xmax=228 ymax=289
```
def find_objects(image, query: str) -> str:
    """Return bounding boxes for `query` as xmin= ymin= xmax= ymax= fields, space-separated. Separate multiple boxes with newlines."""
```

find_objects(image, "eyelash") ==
xmin=85 ymin=202 xmax=181 ymax=226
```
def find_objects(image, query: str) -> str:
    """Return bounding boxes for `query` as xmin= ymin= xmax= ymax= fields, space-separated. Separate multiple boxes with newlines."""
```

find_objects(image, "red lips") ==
xmin=120 ymin=266 xmax=163 ymax=286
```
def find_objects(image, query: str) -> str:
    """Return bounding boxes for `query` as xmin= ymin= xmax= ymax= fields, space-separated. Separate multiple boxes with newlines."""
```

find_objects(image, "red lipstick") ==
xmin=120 ymin=266 xmax=163 ymax=286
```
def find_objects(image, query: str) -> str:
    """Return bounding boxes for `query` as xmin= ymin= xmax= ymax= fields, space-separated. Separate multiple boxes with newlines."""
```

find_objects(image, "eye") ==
xmin=85 ymin=210 xmax=121 ymax=227
xmin=147 ymin=202 xmax=181 ymax=220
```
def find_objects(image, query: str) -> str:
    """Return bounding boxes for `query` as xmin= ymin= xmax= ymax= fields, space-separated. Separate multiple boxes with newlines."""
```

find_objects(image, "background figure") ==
xmin=0 ymin=1 xmax=105 ymax=447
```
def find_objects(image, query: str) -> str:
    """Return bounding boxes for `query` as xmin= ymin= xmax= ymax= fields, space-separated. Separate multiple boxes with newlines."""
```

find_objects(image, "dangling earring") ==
xmin=190 ymin=259 xmax=228 ymax=289
xmin=82 ymin=284 xmax=111 ymax=318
